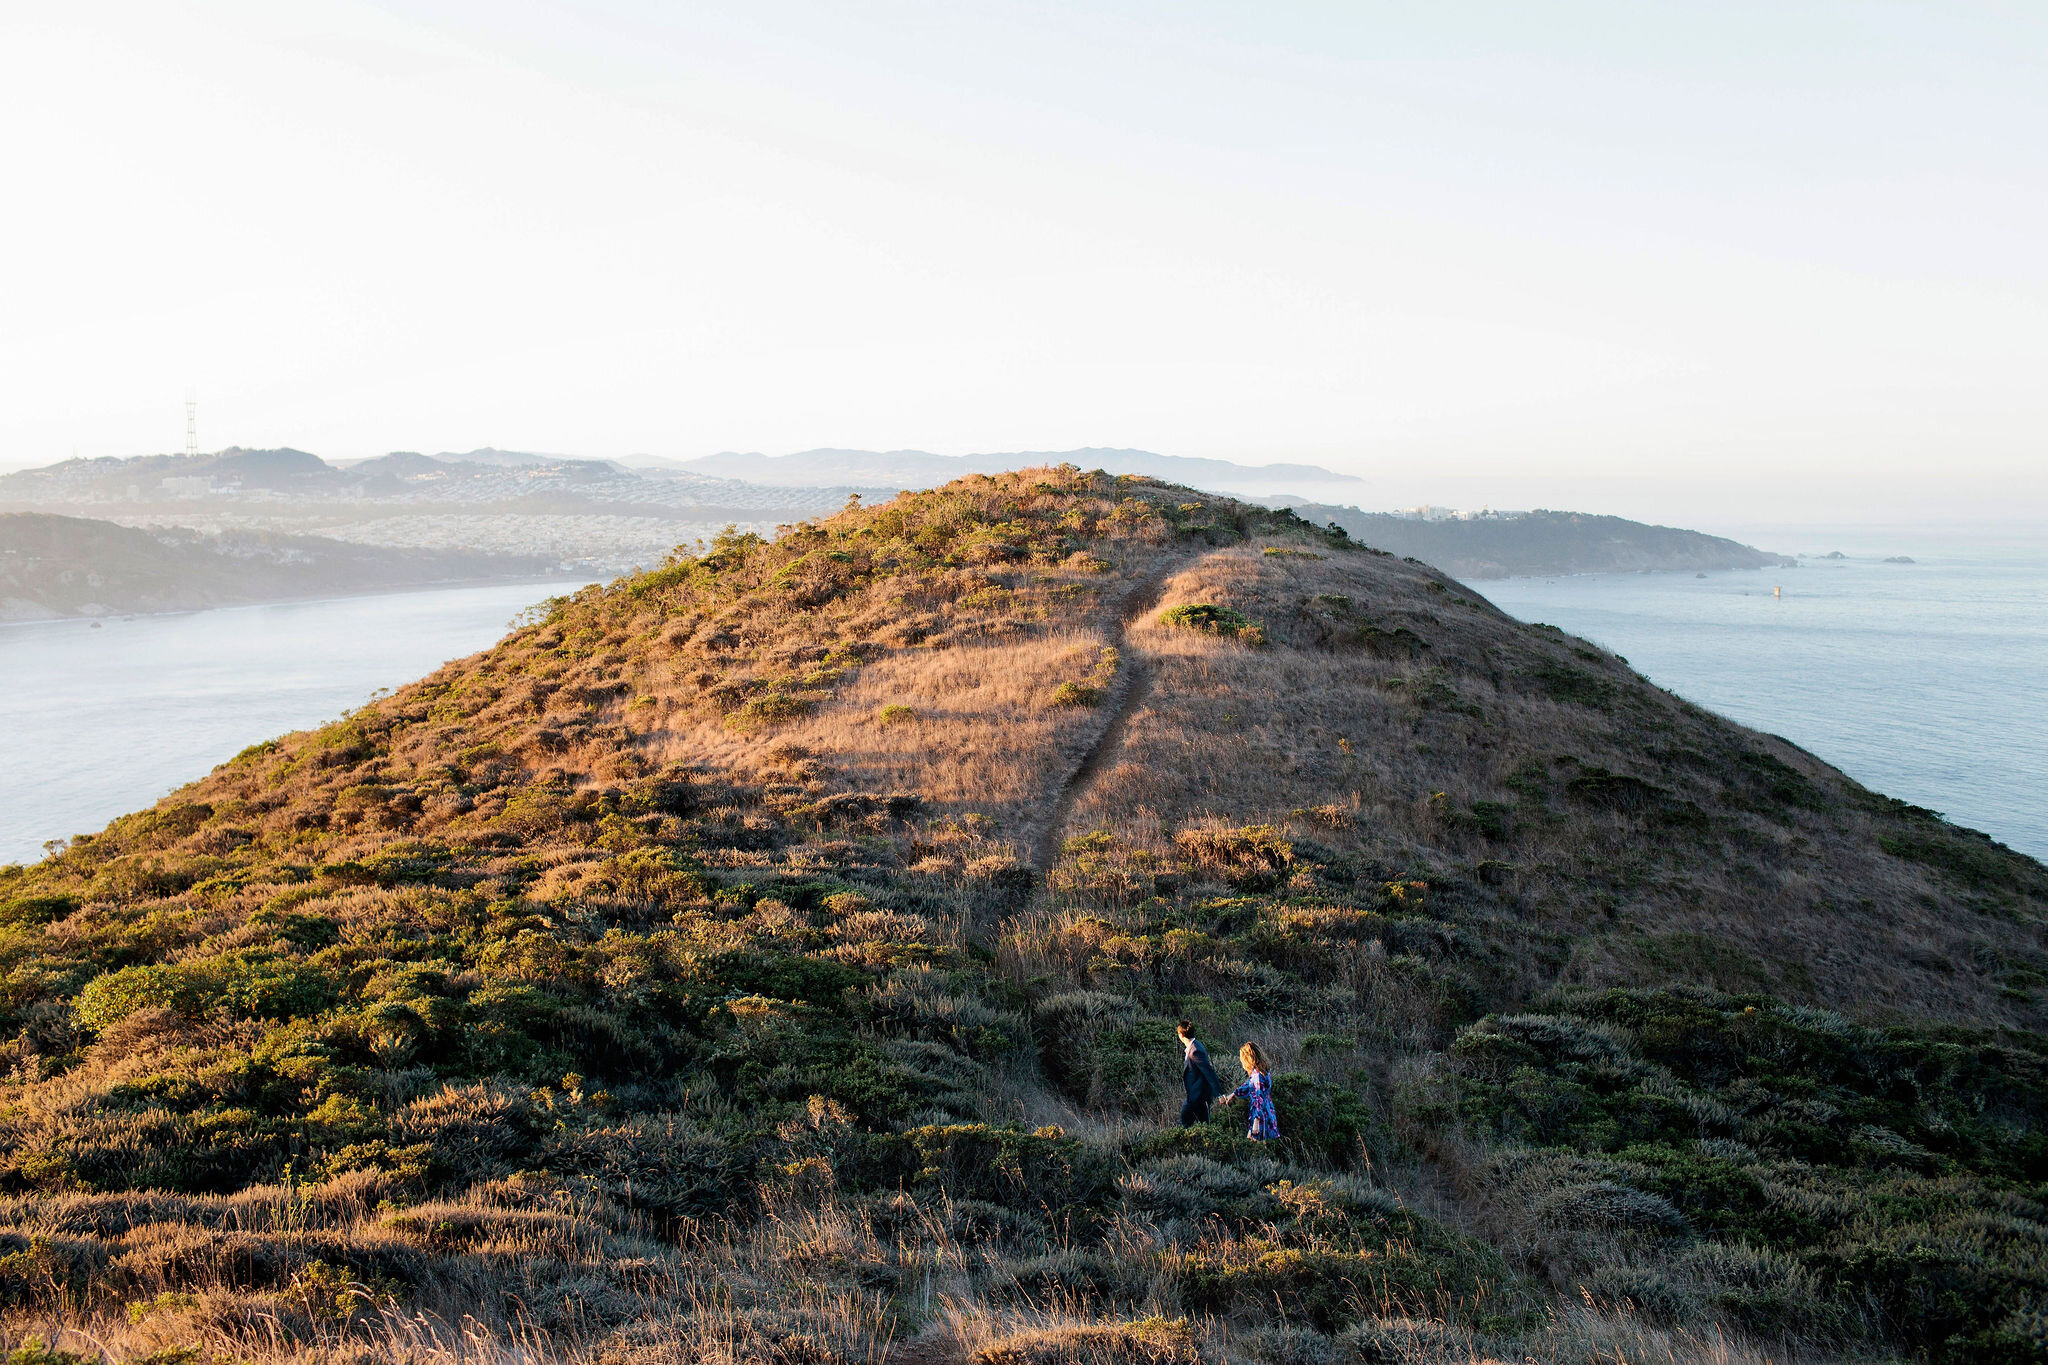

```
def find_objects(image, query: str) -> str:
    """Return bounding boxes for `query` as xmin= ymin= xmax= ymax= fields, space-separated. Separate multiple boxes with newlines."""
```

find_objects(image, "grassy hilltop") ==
xmin=0 ymin=467 xmax=2043 ymax=1364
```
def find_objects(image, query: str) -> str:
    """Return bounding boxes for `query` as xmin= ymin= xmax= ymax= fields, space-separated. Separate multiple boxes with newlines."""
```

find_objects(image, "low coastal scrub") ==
xmin=1413 ymin=987 xmax=2048 ymax=1362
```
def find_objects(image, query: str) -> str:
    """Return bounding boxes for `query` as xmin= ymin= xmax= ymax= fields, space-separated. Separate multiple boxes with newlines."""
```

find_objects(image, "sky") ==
xmin=2 ymin=1 xmax=2043 ymax=525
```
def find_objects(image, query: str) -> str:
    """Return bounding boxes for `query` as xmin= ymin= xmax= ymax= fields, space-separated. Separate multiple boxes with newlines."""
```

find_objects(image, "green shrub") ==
xmin=1523 ymin=660 xmax=1613 ymax=708
xmin=4 ymin=1337 xmax=96 ymax=1365
xmin=1269 ymin=1074 xmax=1382 ymax=1168
xmin=0 ymin=895 xmax=75 ymax=928
xmin=1467 ymin=801 xmax=1512 ymax=839
xmin=287 ymin=1258 xmax=405 ymax=1321
xmin=1179 ymin=1223 xmax=1513 ymax=1331
xmin=1049 ymin=681 xmax=1103 ymax=708
xmin=1173 ymin=826 xmax=1292 ymax=889
xmin=876 ymin=703 xmax=918 ymax=726
xmin=725 ymin=691 xmax=817 ymax=730
xmin=1158 ymin=603 xmax=1264 ymax=644
xmin=1033 ymin=992 xmax=1179 ymax=1112
xmin=1125 ymin=1123 xmax=1272 ymax=1171
xmin=73 ymin=964 xmax=199 ymax=1033
xmin=1563 ymin=767 xmax=1667 ymax=813
xmin=858 ymin=1123 xmax=1120 ymax=1216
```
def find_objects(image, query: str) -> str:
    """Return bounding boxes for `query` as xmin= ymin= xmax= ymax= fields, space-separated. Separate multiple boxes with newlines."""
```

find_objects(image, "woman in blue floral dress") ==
xmin=1218 ymin=1041 xmax=1281 ymax=1141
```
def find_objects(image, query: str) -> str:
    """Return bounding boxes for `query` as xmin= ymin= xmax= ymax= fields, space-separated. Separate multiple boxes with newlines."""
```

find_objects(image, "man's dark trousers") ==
xmin=1181 ymin=1039 xmax=1223 ymax=1126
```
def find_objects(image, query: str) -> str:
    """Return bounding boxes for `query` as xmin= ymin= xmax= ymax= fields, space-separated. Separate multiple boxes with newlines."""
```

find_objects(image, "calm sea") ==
xmin=1482 ymin=526 xmax=2046 ymax=862
xmin=0 ymin=581 xmax=591 ymax=866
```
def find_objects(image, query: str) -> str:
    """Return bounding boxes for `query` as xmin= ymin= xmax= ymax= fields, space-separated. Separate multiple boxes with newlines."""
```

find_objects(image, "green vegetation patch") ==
xmin=1048 ymin=680 xmax=1103 ymax=708
xmin=1523 ymin=659 xmax=1615 ymax=708
xmin=1158 ymin=603 xmax=1264 ymax=644
xmin=0 ymin=894 xmax=75 ymax=929
xmin=1882 ymin=826 xmax=2045 ymax=896
xmin=1436 ymin=987 xmax=2048 ymax=1361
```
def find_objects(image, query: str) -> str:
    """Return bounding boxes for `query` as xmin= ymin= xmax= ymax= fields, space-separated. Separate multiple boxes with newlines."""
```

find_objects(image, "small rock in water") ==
xmin=1884 ymin=555 xmax=1915 ymax=564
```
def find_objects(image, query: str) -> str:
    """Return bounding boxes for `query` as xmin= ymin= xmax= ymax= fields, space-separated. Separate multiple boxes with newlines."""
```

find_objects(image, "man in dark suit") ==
xmin=1178 ymin=1019 xmax=1223 ymax=1126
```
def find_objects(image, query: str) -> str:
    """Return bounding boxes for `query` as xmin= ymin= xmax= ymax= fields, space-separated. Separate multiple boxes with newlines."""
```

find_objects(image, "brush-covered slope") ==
xmin=0 ymin=468 xmax=2042 ymax=1365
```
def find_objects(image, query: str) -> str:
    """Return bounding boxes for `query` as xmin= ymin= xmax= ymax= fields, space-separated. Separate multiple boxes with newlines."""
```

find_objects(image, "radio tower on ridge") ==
xmin=185 ymin=389 xmax=197 ymax=459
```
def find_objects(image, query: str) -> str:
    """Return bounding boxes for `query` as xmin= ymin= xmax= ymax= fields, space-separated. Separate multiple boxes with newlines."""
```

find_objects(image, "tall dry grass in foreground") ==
xmin=0 ymin=1168 xmax=1798 ymax=1365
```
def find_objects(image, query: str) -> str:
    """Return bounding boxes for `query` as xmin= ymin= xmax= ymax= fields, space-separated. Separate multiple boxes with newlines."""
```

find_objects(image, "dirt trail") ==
xmin=1028 ymin=556 xmax=1184 ymax=876
xmin=886 ymin=1334 xmax=963 ymax=1365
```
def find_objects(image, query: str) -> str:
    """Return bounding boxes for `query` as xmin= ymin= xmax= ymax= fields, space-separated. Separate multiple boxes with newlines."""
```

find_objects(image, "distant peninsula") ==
xmin=1277 ymin=503 xmax=1795 ymax=578
xmin=0 ymin=512 xmax=560 ymax=621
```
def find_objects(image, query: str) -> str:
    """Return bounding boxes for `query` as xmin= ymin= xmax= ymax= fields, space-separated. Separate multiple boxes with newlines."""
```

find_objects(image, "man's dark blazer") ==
xmin=1183 ymin=1039 xmax=1224 ymax=1107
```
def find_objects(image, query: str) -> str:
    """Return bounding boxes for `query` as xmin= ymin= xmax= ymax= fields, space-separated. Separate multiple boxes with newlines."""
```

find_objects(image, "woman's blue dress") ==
xmin=1231 ymin=1070 xmax=1281 ymax=1141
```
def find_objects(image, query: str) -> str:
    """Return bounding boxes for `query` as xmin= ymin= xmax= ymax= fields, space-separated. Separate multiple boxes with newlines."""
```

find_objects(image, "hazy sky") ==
xmin=3 ymin=1 xmax=2043 ymax=522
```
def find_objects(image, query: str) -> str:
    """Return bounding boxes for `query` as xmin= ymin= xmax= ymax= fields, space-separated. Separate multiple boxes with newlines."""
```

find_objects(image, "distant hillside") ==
xmin=0 ymin=449 xmax=883 ymax=574
xmin=1284 ymin=503 xmax=1794 ymax=577
xmin=0 ymin=512 xmax=559 ymax=620
xmin=9 ymin=450 xmax=1798 ymax=585
xmin=678 ymin=446 xmax=1366 ymax=498
xmin=1 ymin=468 xmax=2039 ymax=1364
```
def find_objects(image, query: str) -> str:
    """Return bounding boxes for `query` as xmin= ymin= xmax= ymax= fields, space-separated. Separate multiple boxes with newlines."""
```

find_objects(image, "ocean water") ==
xmin=1481 ymin=529 xmax=2047 ymax=861
xmin=0 ymin=581 xmax=591 ymax=866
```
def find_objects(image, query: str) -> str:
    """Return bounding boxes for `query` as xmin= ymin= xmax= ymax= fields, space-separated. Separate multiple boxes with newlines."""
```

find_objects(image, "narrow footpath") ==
xmin=1028 ymin=557 xmax=1184 ymax=877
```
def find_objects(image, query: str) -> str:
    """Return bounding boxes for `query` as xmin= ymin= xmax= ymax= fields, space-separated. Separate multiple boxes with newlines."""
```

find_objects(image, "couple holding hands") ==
xmin=1177 ymin=1019 xmax=1280 ymax=1142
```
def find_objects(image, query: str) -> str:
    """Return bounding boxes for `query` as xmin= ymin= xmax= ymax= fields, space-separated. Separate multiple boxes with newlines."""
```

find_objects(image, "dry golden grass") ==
xmin=1050 ymin=538 xmax=2043 ymax=1026
xmin=657 ymin=630 xmax=1125 ymax=859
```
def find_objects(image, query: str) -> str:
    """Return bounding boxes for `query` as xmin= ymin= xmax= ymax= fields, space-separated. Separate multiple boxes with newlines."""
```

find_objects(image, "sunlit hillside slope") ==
xmin=1 ymin=468 xmax=2042 ymax=1364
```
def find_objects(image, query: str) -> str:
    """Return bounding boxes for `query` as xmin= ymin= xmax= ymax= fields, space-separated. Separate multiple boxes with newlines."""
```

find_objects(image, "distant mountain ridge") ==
xmin=0 ymin=449 xmax=887 ymax=575
xmin=675 ymin=447 xmax=1365 ymax=496
xmin=3 ymin=447 xmax=1787 ymax=583
xmin=0 ymin=448 xmax=883 ymax=504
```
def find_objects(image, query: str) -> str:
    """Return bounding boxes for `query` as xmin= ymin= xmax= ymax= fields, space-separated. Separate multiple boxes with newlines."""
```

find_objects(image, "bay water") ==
xmin=0 ymin=581 xmax=591 ymax=865
xmin=1481 ymin=525 xmax=2046 ymax=861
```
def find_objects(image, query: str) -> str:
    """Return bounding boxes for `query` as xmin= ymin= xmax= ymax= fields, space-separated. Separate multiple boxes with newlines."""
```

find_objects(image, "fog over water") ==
xmin=1483 ymin=532 xmax=2048 ymax=861
xmin=0 ymin=581 xmax=590 ymax=865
